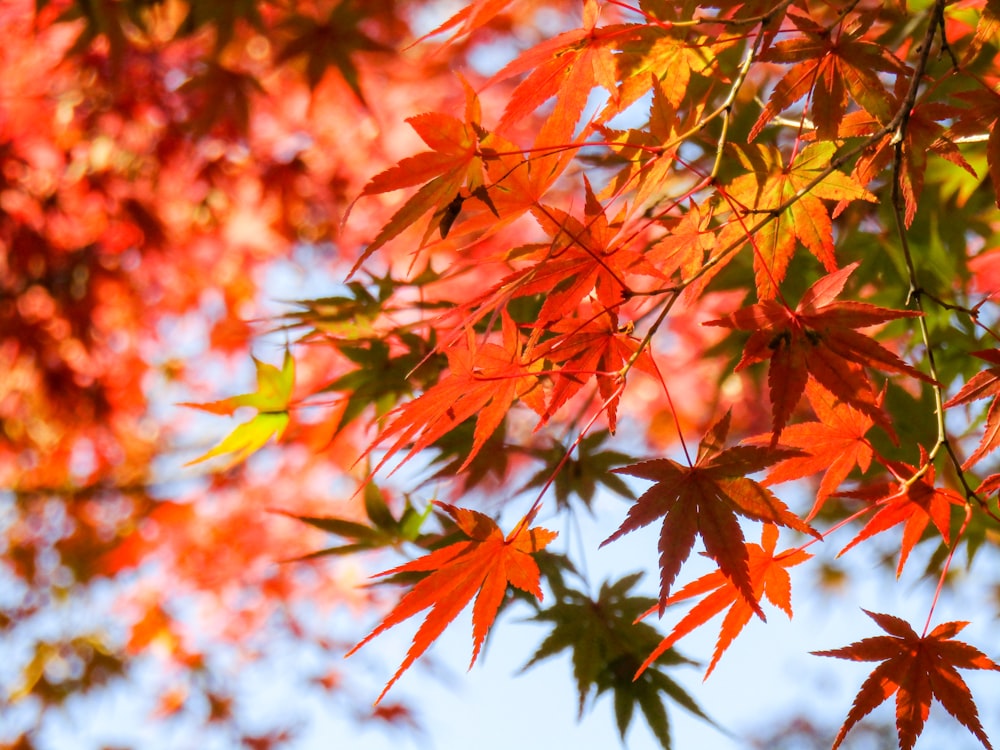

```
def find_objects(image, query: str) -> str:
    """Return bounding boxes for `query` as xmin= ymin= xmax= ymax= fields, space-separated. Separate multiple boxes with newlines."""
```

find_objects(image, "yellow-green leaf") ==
xmin=183 ymin=350 xmax=294 ymax=467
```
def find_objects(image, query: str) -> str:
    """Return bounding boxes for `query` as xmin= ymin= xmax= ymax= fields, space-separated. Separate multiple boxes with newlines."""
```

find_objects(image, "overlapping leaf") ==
xmin=487 ymin=0 xmax=640 ymax=140
xmin=837 ymin=450 xmax=964 ymax=576
xmin=277 ymin=484 xmax=432 ymax=559
xmin=523 ymin=572 xmax=711 ymax=750
xmin=601 ymin=411 xmax=818 ymax=615
xmin=752 ymin=380 xmax=877 ymax=520
xmin=526 ymin=178 xmax=663 ymax=325
xmin=943 ymin=349 xmax=1000 ymax=470
xmin=707 ymin=262 xmax=929 ymax=441
xmin=533 ymin=308 xmax=659 ymax=433
xmin=724 ymin=143 xmax=875 ymax=299
xmin=635 ymin=525 xmax=811 ymax=679
xmin=345 ymin=80 xmax=499 ymax=275
xmin=347 ymin=502 xmax=557 ymax=702
xmin=750 ymin=11 xmax=908 ymax=141
xmin=362 ymin=311 xmax=542 ymax=476
xmin=950 ymin=86 xmax=1000 ymax=207
xmin=839 ymin=102 xmax=974 ymax=226
xmin=813 ymin=610 xmax=1000 ymax=750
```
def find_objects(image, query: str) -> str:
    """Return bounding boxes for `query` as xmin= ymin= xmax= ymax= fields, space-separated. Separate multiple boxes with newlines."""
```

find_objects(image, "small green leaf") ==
xmin=183 ymin=349 xmax=295 ymax=468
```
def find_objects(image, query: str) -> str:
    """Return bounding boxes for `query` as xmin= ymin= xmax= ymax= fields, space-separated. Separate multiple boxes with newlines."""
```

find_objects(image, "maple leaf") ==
xmin=176 ymin=0 xmax=265 ymax=50
xmin=345 ymin=79 xmax=497 ymax=275
xmin=813 ymin=610 xmax=1000 ymax=750
xmin=413 ymin=0 xmax=515 ymax=45
xmin=949 ymin=86 xmax=1000 ymax=208
xmin=346 ymin=502 xmax=557 ymax=703
xmin=750 ymin=11 xmax=909 ymax=141
xmin=837 ymin=448 xmax=963 ymax=576
xmin=182 ymin=349 xmax=294 ymax=468
xmin=523 ymin=572 xmax=711 ymax=749
xmin=486 ymin=0 xmax=640 ymax=140
xmin=524 ymin=429 xmax=636 ymax=512
xmin=275 ymin=3 xmax=391 ymax=101
xmin=839 ymin=101 xmax=975 ymax=226
xmin=533 ymin=307 xmax=659 ymax=433
xmin=179 ymin=62 xmax=265 ymax=138
xmin=944 ymin=349 xmax=1000 ymax=471
xmin=277 ymin=484 xmax=432 ymax=560
xmin=645 ymin=201 xmax=716 ymax=284
xmin=601 ymin=411 xmax=819 ymax=615
xmin=963 ymin=0 xmax=1000 ymax=62
xmin=363 ymin=311 xmax=542 ymax=477
xmin=635 ymin=525 xmax=811 ymax=679
xmin=724 ymin=142 xmax=875 ymax=299
xmin=612 ymin=11 xmax=720 ymax=122
xmin=598 ymin=76 xmax=687 ymax=209
xmin=706 ymin=262 xmax=929 ymax=441
xmin=528 ymin=178 xmax=663 ymax=324
xmin=752 ymin=380 xmax=877 ymax=520
xmin=472 ymin=178 xmax=662 ymax=332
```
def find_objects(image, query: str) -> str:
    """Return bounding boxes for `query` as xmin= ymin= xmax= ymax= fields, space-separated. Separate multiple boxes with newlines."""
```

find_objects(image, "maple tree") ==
xmin=7 ymin=0 xmax=1000 ymax=749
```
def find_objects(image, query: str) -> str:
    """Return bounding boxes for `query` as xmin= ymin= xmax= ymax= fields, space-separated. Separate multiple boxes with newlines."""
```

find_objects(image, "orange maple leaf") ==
xmin=362 ymin=310 xmax=542 ymax=476
xmin=346 ymin=502 xmax=557 ymax=703
xmin=635 ymin=524 xmax=811 ymax=680
xmin=723 ymin=142 xmax=875 ymax=299
xmin=838 ymin=101 xmax=974 ymax=226
xmin=813 ymin=610 xmax=1000 ymax=750
xmin=601 ymin=411 xmax=819 ymax=616
xmin=487 ymin=0 xmax=639 ymax=140
xmin=706 ymin=262 xmax=929 ymax=441
xmin=465 ymin=177 xmax=662 ymax=332
xmin=950 ymin=85 xmax=1000 ymax=207
xmin=526 ymin=177 xmax=663 ymax=325
xmin=837 ymin=449 xmax=963 ymax=577
xmin=345 ymin=79 xmax=497 ymax=275
xmin=752 ymin=380 xmax=877 ymax=520
xmin=533 ymin=307 xmax=658 ymax=433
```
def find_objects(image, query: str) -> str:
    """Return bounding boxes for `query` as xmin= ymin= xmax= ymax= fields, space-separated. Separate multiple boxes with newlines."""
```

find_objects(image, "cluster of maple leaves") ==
xmin=309 ymin=0 xmax=1000 ymax=748
xmin=7 ymin=0 xmax=1000 ymax=749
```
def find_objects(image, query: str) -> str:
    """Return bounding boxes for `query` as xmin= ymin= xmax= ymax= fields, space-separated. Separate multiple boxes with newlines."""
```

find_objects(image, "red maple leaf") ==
xmin=813 ymin=610 xmax=1000 ymax=750
xmin=837 ymin=449 xmax=964 ymax=576
xmin=949 ymin=85 xmax=1000 ymax=208
xmin=750 ymin=11 xmax=909 ymax=141
xmin=532 ymin=306 xmax=659 ymax=433
xmin=528 ymin=176 xmax=663 ymax=324
xmin=635 ymin=524 xmax=811 ymax=679
xmin=467 ymin=177 xmax=663 ymax=330
xmin=347 ymin=502 xmax=557 ymax=703
xmin=838 ymin=101 xmax=975 ymax=226
xmin=706 ymin=262 xmax=929 ymax=441
xmin=486 ymin=0 xmax=640 ymax=140
xmin=601 ymin=411 xmax=819 ymax=615
xmin=943 ymin=349 xmax=1000 ymax=470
